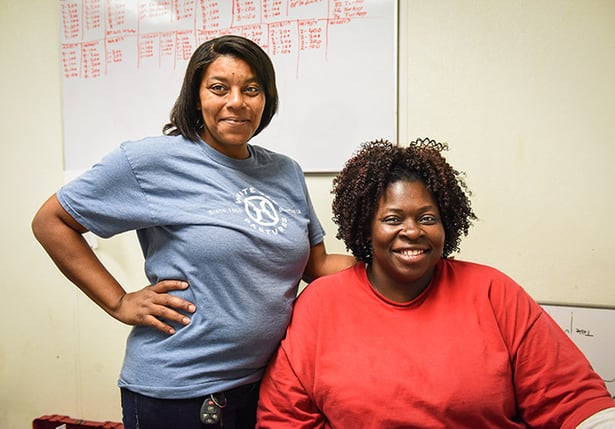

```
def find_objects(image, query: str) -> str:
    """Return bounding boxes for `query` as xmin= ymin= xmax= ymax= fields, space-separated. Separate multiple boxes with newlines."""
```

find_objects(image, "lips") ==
xmin=394 ymin=248 xmax=428 ymax=256
xmin=221 ymin=117 xmax=249 ymax=124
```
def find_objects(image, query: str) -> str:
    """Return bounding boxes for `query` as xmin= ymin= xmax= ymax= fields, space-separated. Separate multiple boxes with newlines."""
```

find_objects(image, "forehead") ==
xmin=203 ymin=55 xmax=256 ymax=79
xmin=378 ymin=180 xmax=436 ymax=208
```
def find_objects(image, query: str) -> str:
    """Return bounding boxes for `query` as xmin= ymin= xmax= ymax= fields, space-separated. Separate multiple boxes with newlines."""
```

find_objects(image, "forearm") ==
xmin=318 ymin=253 xmax=356 ymax=277
xmin=302 ymin=242 xmax=355 ymax=283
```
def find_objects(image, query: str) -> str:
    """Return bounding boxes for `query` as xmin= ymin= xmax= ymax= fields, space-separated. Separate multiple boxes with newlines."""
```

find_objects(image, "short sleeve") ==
xmin=57 ymin=145 xmax=154 ymax=238
xmin=289 ymin=159 xmax=324 ymax=247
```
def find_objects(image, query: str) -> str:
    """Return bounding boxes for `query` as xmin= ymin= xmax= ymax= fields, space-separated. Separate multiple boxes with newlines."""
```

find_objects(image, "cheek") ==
xmin=435 ymin=228 xmax=446 ymax=252
xmin=197 ymin=94 xmax=217 ymax=120
xmin=197 ymin=84 xmax=206 ymax=108
xmin=196 ymin=94 xmax=207 ymax=114
xmin=370 ymin=228 xmax=396 ymax=248
xmin=254 ymin=95 xmax=266 ymax=116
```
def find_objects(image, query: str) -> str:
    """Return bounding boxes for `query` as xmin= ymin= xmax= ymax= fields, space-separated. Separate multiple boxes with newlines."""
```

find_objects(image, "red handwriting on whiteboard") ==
xmin=58 ymin=0 xmax=368 ymax=79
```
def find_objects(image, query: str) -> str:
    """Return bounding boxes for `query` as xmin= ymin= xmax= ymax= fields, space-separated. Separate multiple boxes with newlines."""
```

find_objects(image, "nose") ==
xmin=227 ymin=88 xmax=245 ymax=108
xmin=399 ymin=220 xmax=422 ymax=240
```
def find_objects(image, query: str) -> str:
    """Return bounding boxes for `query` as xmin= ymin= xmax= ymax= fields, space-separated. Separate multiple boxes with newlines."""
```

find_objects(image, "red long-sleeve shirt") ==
xmin=257 ymin=260 xmax=615 ymax=428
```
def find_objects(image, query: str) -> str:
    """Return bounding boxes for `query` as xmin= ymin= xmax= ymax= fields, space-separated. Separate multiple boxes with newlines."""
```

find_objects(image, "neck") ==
xmin=365 ymin=263 xmax=435 ymax=303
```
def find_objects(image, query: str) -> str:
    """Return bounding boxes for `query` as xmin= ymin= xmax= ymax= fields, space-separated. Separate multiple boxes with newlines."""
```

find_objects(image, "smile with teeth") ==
xmin=395 ymin=249 xmax=427 ymax=256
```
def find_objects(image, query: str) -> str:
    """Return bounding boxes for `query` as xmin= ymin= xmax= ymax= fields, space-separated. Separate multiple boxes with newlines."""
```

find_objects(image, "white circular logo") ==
xmin=243 ymin=196 xmax=280 ymax=227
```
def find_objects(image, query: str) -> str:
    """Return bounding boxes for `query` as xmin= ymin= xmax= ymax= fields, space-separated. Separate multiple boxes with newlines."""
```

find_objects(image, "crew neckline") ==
xmin=359 ymin=261 xmax=441 ymax=308
xmin=197 ymin=138 xmax=256 ymax=169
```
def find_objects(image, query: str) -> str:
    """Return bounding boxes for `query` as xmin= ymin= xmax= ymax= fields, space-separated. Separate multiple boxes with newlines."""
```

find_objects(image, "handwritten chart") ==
xmin=541 ymin=304 xmax=615 ymax=397
xmin=58 ymin=0 xmax=397 ymax=174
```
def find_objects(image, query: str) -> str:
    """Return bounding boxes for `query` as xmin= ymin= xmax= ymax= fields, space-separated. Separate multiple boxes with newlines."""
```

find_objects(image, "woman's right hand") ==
xmin=114 ymin=280 xmax=196 ymax=335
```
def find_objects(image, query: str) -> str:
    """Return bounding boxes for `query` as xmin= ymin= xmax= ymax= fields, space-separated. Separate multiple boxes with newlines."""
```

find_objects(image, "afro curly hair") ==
xmin=331 ymin=138 xmax=477 ymax=261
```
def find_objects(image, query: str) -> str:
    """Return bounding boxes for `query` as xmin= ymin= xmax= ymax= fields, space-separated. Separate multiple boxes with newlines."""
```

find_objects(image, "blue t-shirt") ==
xmin=57 ymin=135 xmax=325 ymax=398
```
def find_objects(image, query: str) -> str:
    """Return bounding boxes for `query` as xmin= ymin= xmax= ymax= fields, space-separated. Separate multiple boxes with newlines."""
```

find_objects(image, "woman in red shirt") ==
xmin=257 ymin=138 xmax=615 ymax=429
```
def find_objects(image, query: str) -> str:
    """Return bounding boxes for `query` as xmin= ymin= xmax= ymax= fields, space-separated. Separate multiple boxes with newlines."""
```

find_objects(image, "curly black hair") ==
xmin=331 ymin=138 xmax=477 ymax=261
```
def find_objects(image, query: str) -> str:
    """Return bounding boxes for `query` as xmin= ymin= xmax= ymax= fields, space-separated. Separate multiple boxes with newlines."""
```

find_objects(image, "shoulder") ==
xmin=438 ymin=258 xmax=535 ymax=308
xmin=119 ymin=134 xmax=194 ymax=158
xmin=440 ymin=258 xmax=519 ymax=287
xmin=439 ymin=259 xmax=546 ymax=354
xmin=116 ymin=135 xmax=204 ymax=177
xmin=441 ymin=258 xmax=506 ymax=275
xmin=249 ymin=144 xmax=303 ymax=172
xmin=296 ymin=264 xmax=362 ymax=306
xmin=285 ymin=264 xmax=361 ymax=335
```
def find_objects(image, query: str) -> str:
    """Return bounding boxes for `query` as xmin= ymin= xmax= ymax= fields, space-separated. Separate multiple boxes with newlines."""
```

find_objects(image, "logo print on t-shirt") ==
xmin=235 ymin=186 xmax=289 ymax=235
xmin=244 ymin=196 xmax=279 ymax=226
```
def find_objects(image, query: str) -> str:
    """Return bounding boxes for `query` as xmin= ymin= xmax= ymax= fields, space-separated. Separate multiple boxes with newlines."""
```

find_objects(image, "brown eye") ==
xmin=209 ymin=84 xmax=226 ymax=93
xmin=244 ymin=85 xmax=261 ymax=96
xmin=382 ymin=216 xmax=401 ymax=225
xmin=419 ymin=215 xmax=439 ymax=225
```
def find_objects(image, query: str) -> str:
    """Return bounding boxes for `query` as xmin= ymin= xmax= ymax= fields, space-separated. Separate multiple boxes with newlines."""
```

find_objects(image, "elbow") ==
xmin=31 ymin=196 xmax=69 ymax=245
xmin=31 ymin=209 xmax=46 ymax=244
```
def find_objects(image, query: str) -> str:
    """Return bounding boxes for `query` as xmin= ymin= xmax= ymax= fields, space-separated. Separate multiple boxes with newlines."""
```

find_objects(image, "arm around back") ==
xmin=302 ymin=241 xmax=355 ymax=283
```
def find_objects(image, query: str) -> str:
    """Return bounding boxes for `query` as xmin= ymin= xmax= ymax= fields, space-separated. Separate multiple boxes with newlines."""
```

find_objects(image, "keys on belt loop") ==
xmin=200 ymin=393 xmax=227 ymax=426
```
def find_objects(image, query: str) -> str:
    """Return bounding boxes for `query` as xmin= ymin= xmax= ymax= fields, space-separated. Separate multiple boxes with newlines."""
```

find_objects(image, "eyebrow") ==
xmin=380 ymin=205 xmax=438 ymax=213
xmin=205 ymin=74 xmax=259 ymax=84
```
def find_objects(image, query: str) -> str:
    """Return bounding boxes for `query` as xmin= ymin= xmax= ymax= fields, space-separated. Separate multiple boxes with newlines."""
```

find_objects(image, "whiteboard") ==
xmin=541 ymin=304 xmax=615 ymax=397
xmin=58 ymin=0 xmax=397 ymax=174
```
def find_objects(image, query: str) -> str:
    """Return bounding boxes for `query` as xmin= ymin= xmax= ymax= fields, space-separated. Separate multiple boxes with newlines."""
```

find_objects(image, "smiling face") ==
xmin=198 ymin=55 xmax=266 ymax=159
xmin=368 ymin=179 xmax=445 ymax=302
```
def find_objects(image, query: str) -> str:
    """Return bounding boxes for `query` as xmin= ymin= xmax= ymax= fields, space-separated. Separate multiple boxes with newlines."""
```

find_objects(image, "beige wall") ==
xmin=1 ymin=0 xmax=614 ymax=427
xmin=399 ymin=0 xmax=615 ymax=306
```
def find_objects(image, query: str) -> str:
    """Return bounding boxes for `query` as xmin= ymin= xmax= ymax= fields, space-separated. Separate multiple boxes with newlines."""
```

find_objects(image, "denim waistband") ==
xmin=208 ymin=381 xmax=260 ymax=406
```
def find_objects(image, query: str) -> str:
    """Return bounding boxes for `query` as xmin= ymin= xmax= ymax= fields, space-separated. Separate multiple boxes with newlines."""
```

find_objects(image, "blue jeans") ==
xmin=121 ymin=382 xmax=259 ymax=429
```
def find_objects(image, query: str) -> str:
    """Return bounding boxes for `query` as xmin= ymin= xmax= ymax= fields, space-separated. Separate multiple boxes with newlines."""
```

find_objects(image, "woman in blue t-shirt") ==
xmin=32 ymin=35 xmax=354 ymax=429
